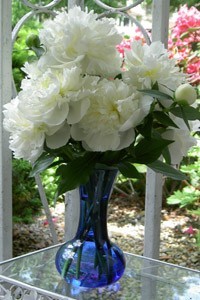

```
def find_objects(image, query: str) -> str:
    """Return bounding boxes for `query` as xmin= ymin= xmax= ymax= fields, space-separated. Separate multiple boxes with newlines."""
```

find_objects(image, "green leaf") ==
xmin=153 ymin=111 xmax=179 ymax=128
xmin=100 ymin=149 xmax=126 ymax=165
xmin=181 ymin=106 xmax=190 ymax=130
xmin=136 ymin=114 xmax=153 ymax=138
xmin=55 ymin=153 xmax=98 ymax=197
xmin=167 ymin=187 xmax=200 ymax=208
xmin=171 ymin=106 xmax=200 ymax=121
xmin=30 ymin=153 xmax=55 ymax=177
xmin=118 ymin=162 xmax=142 ymax=179
xmin=167 ymin=193 xmax=182 ymax=205
xmin=138 ymin=89 xmax=173 ymax=100
xmin=134 ymin=138 xmax=173 ymax=164
xmin=148 ymin=160 xmax=187 ymax=180
xmin=162 ymin=146 xmax=171 ymax=165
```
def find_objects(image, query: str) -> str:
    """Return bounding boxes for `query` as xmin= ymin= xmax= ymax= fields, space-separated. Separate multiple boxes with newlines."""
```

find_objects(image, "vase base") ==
xmin=55 ymin=240 xmax=126 ymax=288
xmin=56 ymin=280 xmax=121 ymax=297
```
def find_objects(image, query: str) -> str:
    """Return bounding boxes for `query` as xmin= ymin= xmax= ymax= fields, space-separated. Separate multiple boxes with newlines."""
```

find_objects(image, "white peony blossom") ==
xmin=3 ymin=99 xmax=45 ymax=161
xmin=71 ymin=78 xmax=153 ymax=152
xmin=18 ymin=67 xmax=97 ymax=127
xmin=162 ymin=129 xmax=196 ymax=165
xmin=162 ymin=116 xmax=197 ymax=164
xmin=3 ymin=97 xmax=27 ymax=133
xmin=3 ymin=98 xmax=70 ymax=161
xmin=19 ymin=68 xmax=65 ymax=126
xmin=123 ymin=41 xmax=185 ymax=94
xmin=38 ymin=6 xmax=122 ymax=77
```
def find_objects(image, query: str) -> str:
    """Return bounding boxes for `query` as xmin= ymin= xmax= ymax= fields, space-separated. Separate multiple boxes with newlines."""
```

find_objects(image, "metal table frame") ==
xmin=0 ymin=244 xmax=200 ymax=300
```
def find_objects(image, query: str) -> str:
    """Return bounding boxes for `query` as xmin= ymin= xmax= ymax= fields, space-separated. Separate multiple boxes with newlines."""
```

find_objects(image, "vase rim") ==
xmin=94 ymin=163 xmax=118 ymax=171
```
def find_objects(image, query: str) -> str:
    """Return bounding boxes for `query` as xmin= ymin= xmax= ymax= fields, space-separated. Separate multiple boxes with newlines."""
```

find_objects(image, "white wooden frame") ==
xmin=0 ymin=0 xmax=13 ymax=261
xmin=144 ymin=0 xmax=170 ymax=259
xmin=0 ymin=0 xmax=170 ymax=261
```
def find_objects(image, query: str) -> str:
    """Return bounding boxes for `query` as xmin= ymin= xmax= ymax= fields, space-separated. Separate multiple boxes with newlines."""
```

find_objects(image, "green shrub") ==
xmin=167 ymin=144 xmax=200 ymax=245
xmin=167 ymin=187 xmax=200 ymax=208
xmin=12 ymin=21 xmax=41 ymax=91
xmin=41 ymin=167 xmax=59 ymax=205
xmin=167 ymin=144 xmax=200 ymax=209
xmin=12 ymin=158 xmax=41 ymax=223
xmin=12 ymin=158 xmax=59 ymax=223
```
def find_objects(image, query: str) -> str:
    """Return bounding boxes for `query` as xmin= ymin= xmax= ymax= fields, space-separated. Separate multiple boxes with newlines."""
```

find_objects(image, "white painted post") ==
xmin=144 ymin=170 xmax=163 ymax=259
xmin=35 ymin=175 xmax=58 ymax=244
xmin=144 ymin=0 xmax=170 ymax=259
xmin=64 ymin=189 xmax=80 ymax=241
xmin=0 ymin=0 xmax=13 ymax=261
xmin=152 ymin=0 xmax=170 ymax=48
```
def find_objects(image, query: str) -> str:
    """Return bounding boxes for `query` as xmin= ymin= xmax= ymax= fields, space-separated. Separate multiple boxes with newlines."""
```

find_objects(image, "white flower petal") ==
xmin=68 ymin=99 xmax=90 ymax=124
xmin=44 ymin=102 xmax=69 ymax=126
xmin=117 ymin=128 xmax=135 ymax=150
xmin=46 ymin=122 xmax=70 ymax=149
xmin=71 ymin=123 xmax=84 ymax=141
xmin=85 ymin=133 xmax=120 ymax=152
xmin=162 ymin=129 xmax=196 ymax=164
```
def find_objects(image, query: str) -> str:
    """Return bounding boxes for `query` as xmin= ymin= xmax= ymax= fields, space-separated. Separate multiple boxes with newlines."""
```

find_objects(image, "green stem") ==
xmin=76 ymin=244 xmax=83 ymax=279
xmin=61 ymin=257 xmax=74 ymax=278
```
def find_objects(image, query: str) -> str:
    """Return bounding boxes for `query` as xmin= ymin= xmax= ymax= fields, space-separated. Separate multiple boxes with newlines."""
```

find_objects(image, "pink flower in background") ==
xmin=168 ymin=4 xmax=200 ymax=87
xmin=187 ymin=59 xmax=200 ymax=84
xmin=116 ymin=28 xmax=145 ymax=59
xmin=116 ymin=38 xmax=132 ymax=58
xmin=172 ymin=4 xmax=200 ymax=36
xmin=184 ymin=226 xmax=197 ymax=235
xmin=43 ymin=217 xmax=58 ymax=226
xmin=134 ymin=27 xmax=146 ymax=42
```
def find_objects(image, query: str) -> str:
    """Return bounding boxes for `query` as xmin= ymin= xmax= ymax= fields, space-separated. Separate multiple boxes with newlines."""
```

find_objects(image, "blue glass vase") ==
xmin=55 ymin=166 xmax=126 ymax=288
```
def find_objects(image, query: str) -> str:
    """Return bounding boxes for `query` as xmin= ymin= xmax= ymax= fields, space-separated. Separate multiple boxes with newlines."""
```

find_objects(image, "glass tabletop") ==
xmin=0 ymin=244 xmax=200 ymax=300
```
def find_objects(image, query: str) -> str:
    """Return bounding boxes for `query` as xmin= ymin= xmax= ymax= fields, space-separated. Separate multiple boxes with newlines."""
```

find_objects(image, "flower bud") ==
xmin=175 ymin=83 xmax=197 ymax=105
xmin=26 ymin=34 xmax=41 ymax=49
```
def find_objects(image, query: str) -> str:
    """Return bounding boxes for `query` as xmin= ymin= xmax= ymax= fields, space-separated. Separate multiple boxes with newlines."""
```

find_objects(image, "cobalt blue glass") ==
xmin=55 ymin=166 xmax=126 ymax=288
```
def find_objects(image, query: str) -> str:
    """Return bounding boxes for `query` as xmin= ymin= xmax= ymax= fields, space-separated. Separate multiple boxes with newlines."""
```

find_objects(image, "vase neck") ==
xmin=75 ymin=168 xmax=118 ymax=246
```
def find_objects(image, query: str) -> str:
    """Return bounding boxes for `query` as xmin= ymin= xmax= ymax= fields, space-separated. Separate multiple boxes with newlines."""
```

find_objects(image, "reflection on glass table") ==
xmin=0 ymin=244 xmax=200 ymax=300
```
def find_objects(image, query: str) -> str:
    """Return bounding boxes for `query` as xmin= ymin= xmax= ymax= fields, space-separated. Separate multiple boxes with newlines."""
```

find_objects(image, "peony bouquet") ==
xmin=3 ymin=6 xmax=199 ymax=196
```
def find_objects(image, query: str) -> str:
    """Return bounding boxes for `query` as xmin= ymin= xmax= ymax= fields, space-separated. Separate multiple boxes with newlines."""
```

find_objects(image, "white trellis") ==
xmin=144 ymin=0 xmax=170 ymax=259
xmin=0 ymin=0 xmax=13 ymax=261
xmin=0 ymin=0 xmax=170 ymax=262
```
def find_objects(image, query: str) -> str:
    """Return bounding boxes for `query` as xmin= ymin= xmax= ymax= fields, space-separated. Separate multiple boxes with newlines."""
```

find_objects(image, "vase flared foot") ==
xmin=55 ymin=239 xmax=126 ymax=288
